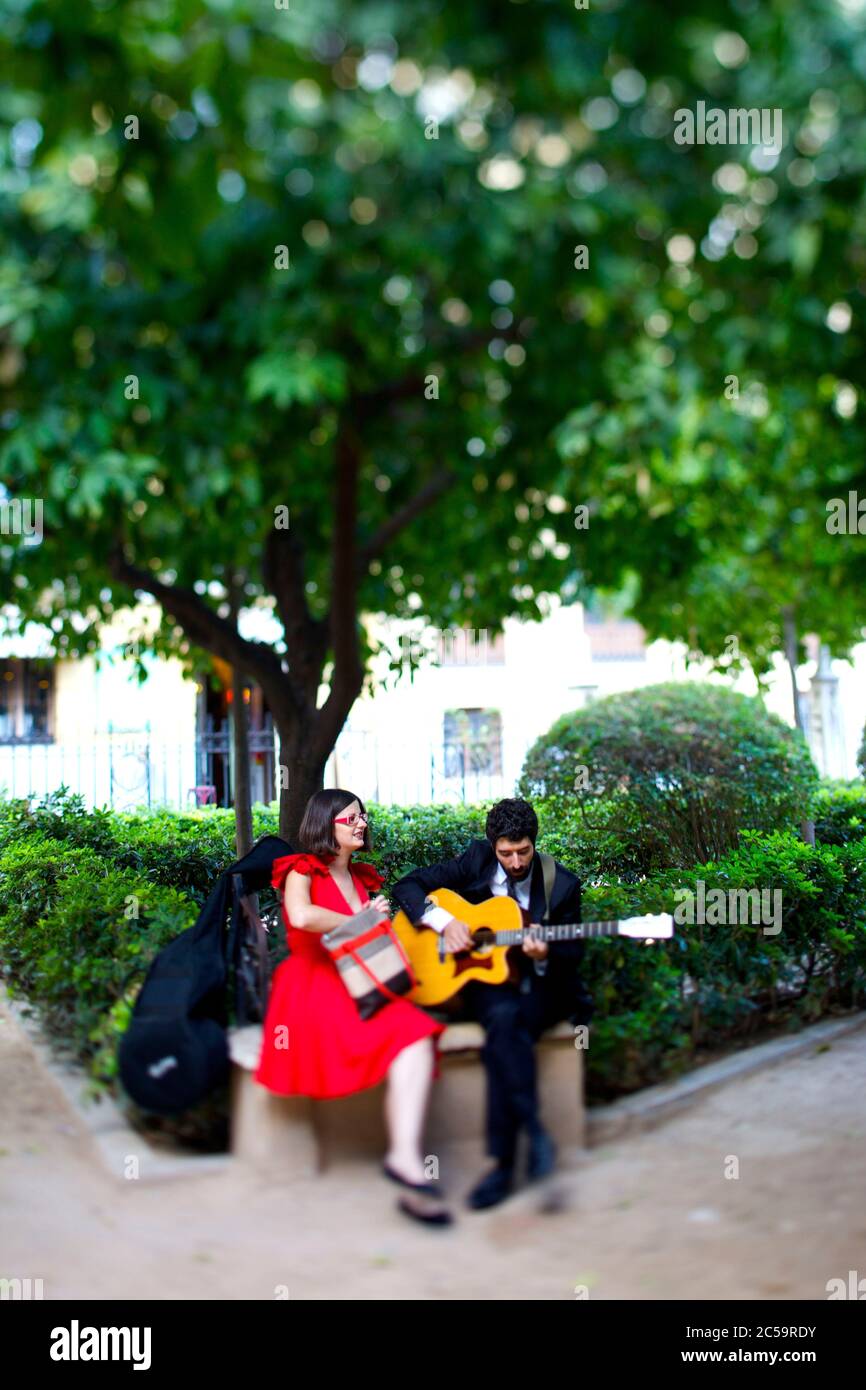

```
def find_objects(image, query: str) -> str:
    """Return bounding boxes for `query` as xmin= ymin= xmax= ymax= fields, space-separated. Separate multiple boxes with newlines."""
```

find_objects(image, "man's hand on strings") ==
xmin=443 ymin=918 xmax=473 ymax=952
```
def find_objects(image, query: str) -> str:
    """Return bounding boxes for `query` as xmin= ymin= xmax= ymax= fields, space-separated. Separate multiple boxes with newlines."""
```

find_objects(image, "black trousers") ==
xmin=461 ymin=977 xmax=567 ymax=1167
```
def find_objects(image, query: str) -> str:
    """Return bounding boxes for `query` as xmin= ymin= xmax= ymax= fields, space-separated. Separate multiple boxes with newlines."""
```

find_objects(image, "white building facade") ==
xmin=0 ymin=597 xmax=862 ymax=813
xmin=325 ymin=603 xmax=864 ymax=803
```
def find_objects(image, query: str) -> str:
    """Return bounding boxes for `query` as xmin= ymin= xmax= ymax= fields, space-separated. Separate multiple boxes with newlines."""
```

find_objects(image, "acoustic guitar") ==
xmin=391 ymin=888 xmax=674 ymax=1006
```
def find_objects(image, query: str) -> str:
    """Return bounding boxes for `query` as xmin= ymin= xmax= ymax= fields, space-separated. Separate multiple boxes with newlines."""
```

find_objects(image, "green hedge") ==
xmin=811 ymin=780 xmax=866 ymax=846
xmin=0 ymin=836 xmax=196 ymax=1082
xmin=0 ymin=789 xmax=863 ymax=1125
xmin=0 ymin=788 xmax=285 ymax=904
xmin=576 ymin=830 xmax=866 ymax=1095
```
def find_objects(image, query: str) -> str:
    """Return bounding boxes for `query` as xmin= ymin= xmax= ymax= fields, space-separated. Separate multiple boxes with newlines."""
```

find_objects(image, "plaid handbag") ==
xmin=321 ymin=904 xmax=417 ymax=1020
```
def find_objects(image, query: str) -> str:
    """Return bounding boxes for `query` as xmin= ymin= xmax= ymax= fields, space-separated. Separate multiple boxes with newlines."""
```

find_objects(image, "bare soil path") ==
xmin=2 ymin=993 xmax=864 ymax=1301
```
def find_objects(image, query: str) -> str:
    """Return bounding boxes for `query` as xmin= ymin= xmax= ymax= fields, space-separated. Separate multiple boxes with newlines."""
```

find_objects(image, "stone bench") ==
xmin=229 ymin=1020 xmax=586 ymax=1177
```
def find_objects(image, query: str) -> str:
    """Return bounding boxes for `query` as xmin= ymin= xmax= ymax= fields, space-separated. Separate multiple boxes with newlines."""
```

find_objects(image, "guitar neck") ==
xmin=502 ymin=920 xmax=630 ymax=945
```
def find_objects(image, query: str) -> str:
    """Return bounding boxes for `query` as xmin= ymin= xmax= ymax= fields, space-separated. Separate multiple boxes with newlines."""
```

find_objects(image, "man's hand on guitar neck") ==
xmin=522 ymin=926 xmax=549 ymax=960
xmin=438 ymin=917 xmax=549 ymax=958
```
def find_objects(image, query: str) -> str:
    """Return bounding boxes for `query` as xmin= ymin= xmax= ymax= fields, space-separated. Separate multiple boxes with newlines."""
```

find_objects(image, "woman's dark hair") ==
xmin=485 ymin=797 xmax=538 ymax=847
xmin=298 ymin=788 xmax=372 ymax=860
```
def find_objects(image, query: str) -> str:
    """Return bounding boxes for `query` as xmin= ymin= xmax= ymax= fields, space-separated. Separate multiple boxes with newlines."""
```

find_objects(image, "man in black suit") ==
xmin=392 ymin=797 xmax=593 ymax=1210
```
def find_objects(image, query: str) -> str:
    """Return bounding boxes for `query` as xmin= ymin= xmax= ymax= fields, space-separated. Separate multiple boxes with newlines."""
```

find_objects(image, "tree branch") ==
xmin=352 ymin=372 xmax=429 ymax=416
xmin=329 ymin=425 xmax=363 ymax=685
xmin=262 ymin=524 xmax=327 ymax=707
xmin=349 ymin=321 xmax=524 ymax=417
xmin=309 ymin=425 xmax=366 ymax=762
xmin=107 ymin=544 xmax=286 ymax=694
xmin=359 ymin=469 xmax=456 ymax=571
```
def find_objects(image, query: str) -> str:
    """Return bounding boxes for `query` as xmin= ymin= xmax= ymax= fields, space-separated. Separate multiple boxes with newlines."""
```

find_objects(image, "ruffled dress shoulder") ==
xmin=350 ymin=861 xmax=384 ymax=894
xmin=271 ymin=852 xmax=383 ymax=896
xmin=271 ymin=851 xmax=332 ymax=894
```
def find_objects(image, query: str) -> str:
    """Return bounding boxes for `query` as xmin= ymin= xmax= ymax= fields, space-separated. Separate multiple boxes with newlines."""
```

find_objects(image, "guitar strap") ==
xmin=538 ymin=851 xmax=556 ymax=924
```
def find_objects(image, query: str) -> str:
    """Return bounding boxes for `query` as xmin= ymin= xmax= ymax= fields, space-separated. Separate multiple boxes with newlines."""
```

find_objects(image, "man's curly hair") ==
xmin=485 ymin=797 xmax=538 ymax=847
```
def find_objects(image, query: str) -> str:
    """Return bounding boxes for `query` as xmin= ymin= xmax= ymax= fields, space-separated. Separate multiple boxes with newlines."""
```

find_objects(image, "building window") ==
xmin=584 ymin=619 xmax=647 ymax=661
xmin=443 ymin=708 xmax=503 ymax=777
xmin=0 ymin=660 xmax=54 ymax=742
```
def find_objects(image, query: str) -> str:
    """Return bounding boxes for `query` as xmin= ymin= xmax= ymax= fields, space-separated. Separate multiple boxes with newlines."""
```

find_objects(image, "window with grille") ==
xmin=443 ymin=708 xmax=503 ymax=776
xmin=0 ymin=661 xmax=54 ymax=742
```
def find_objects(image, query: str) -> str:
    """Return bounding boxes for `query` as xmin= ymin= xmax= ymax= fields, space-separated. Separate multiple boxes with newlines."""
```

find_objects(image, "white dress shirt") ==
xmin=419 ymin=859 xmax=548 ymax=975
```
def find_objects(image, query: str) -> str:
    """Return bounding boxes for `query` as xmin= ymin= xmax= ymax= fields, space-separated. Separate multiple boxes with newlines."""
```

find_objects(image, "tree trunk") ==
xmin=227 ymin=579 xmax=254 ymax=858
xmin=275 ymin=723 xmax=329 ymax=845
xmin=231 ymin=661 xmax=254 ymax=858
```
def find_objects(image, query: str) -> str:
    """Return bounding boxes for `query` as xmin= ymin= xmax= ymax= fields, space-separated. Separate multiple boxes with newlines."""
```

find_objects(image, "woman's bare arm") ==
xmin=284 ymin=870 xmax=351 ymax=932
xmin=284 ymin=870 xmax=390 ymax=932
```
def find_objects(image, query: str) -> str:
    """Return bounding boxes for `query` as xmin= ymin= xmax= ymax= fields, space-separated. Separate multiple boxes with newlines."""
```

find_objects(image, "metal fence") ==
xmin=0 ymin=728 xmax=511 ymax=812
xmin=0 ymin=727 xmax=275 ymax=813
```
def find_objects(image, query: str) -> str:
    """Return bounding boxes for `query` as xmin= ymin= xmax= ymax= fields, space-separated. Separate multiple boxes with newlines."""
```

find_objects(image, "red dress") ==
xmin=254 ymin=852 xmax=444 ymax=1098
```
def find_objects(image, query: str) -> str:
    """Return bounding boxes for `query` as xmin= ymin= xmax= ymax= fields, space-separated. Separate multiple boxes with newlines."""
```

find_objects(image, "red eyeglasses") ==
xmin=333 ymin=811 xmax=368 ymax=827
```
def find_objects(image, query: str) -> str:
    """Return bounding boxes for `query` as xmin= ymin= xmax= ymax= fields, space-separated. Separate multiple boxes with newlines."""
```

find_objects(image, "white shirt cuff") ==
xmin=420 ymin=905 xmax=451 ymax=933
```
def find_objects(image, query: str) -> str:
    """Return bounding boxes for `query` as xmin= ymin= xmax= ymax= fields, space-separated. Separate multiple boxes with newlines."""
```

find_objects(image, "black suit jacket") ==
xmin=391 ymin=840 xmax=594 ymax=1025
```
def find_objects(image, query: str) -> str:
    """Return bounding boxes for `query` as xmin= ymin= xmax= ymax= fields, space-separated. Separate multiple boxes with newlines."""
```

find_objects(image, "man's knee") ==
xmin=480 ymin=993 xmax=529 ymax=1039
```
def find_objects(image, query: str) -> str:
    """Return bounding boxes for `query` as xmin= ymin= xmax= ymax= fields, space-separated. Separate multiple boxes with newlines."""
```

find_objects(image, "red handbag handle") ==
xmin=385 ymin=922 xmax=418 ymax=988
xmin=347 ymin=922 xmax=418 ymax=1003
xmin=349 ymin=948 xmax=406 ymax=1005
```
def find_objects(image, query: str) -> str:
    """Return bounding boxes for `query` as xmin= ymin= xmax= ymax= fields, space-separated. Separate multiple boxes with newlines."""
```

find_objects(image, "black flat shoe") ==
xmin=382 ymin=1162 xmax=447 ymax=1198
xmin=396 ymin=1193 xmax=453 ymax=1226
xmin=466 ymin=1164 xmax=514 ymax=1210
xmin=527 ymin=1131 xmax=557 ymax=1183
xmin=383 ymin=1163 xmax=453 ymax=1226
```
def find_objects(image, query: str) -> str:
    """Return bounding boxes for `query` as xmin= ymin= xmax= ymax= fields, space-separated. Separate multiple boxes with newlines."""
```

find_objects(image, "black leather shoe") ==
xmin=466 ymin=1164 xmax=514 ymax=1210
xmin=527 ymin=1130 xmax=557 ymax=1182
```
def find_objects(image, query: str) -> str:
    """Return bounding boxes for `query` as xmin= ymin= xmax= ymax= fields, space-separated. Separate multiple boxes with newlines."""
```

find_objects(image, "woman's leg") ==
xmin=384 ymin=1036 xmax=435 ymax=1184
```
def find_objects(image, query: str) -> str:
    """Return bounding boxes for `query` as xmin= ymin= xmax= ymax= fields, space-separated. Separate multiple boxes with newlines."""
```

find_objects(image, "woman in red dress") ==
xmin=255 ymin=788 xmax=451 ymax=1225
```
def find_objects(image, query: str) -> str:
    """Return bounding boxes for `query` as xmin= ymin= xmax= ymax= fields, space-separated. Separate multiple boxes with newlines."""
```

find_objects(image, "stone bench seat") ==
xmin=229 ymin=1019 xmax=586 ymax=1176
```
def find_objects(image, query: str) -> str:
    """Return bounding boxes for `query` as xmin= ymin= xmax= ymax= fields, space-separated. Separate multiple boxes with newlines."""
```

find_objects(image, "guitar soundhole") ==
xmin=470 ymin=927 xmax=496 ymax=955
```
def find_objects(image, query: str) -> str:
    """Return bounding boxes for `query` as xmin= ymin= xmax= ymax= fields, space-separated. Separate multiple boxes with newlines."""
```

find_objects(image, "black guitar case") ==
xmin=117 ymin=834 xmax=292 ymax=1114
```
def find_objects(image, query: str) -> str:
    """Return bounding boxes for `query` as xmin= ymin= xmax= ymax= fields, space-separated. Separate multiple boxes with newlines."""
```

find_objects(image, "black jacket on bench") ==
xmin=391 ymin=838 xmax=594 ymax=1026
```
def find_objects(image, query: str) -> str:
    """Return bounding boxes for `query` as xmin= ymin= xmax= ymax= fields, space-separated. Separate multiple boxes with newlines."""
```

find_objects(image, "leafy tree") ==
xmin=2 ymin=0 xmax=865 ymax=837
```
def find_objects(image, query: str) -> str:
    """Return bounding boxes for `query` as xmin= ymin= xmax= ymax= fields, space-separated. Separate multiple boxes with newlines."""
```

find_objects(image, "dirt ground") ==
xmin=1 ymin=995 xmax=865 ymax=1301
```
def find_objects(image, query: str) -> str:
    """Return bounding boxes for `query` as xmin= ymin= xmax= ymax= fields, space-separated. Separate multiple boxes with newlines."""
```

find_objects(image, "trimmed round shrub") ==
xmin=519 ymin=682 xmax=819 ymax=871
